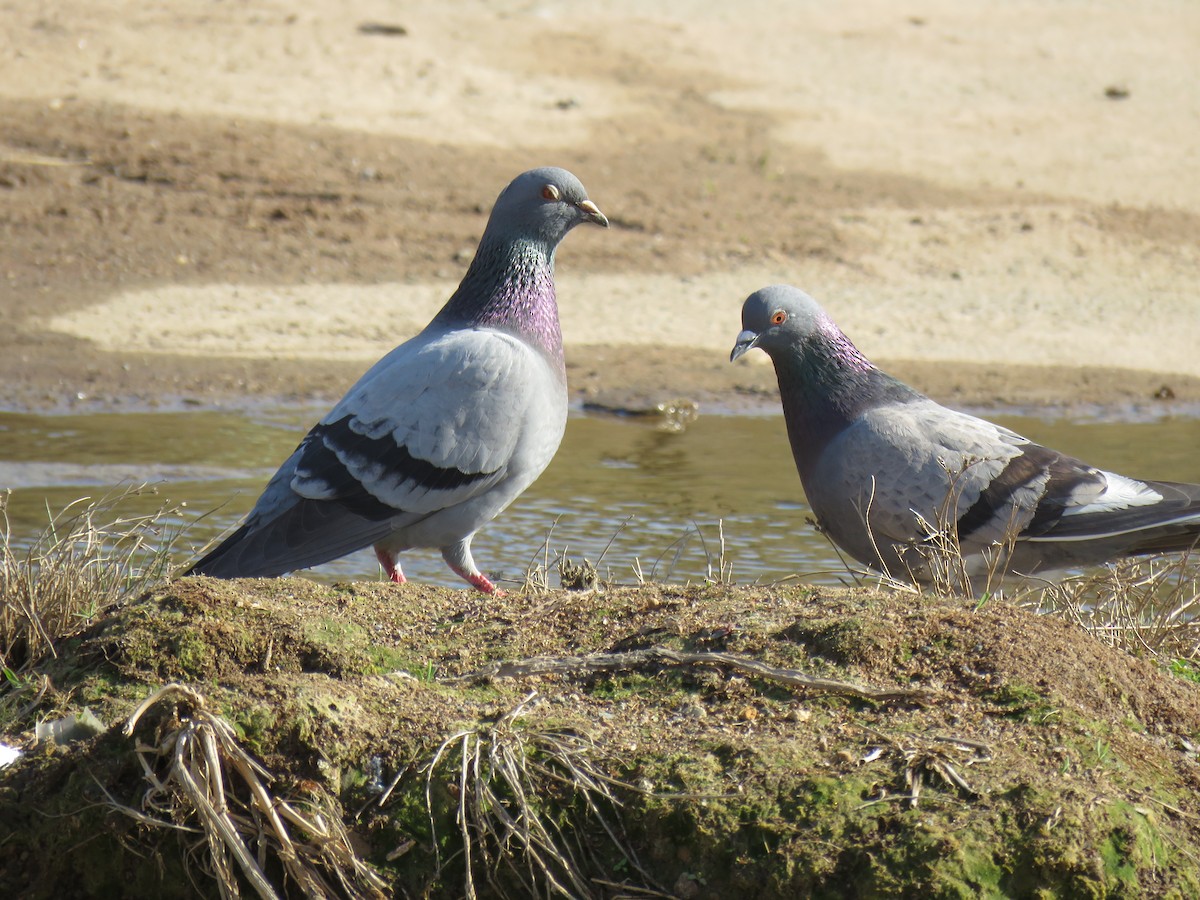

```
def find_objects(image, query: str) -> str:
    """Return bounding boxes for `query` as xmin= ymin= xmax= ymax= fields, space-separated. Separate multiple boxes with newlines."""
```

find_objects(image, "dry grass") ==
xmin=880 ymin=461 xmax=1021 ymax=600
xmin=112 ymin=683 xmax=389 ymax=900
xmin=1031 ymin=551 xmax=1200 ymax=664
xmin=425 ymin=691 xmax=654 ymax=899
xmin=857 ymin=730 xmax=993 ymax=810
xmin=519 ymin=515 xmax=609 ymax=593
xmin=902 ymin=489 xmax=1200 ymax=672
xmin=617 ymin=518 xmax=731 ymax=588
xmin=520 ymin=514 xmax=738 ymax=594
xmin=0 ymin=484 xmax=185 ymax=675
xmin=849 ymin=468 xmax=1200 ymax=670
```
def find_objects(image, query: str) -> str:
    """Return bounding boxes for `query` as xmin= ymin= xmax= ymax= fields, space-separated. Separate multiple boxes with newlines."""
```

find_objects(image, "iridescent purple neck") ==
xmin=815 ymin=318 xmax=875 ymax=375
xmin=434 ymin=239 xmax=564 ymax=369
xmin=773 ymin=318 xmax=919 ymax=477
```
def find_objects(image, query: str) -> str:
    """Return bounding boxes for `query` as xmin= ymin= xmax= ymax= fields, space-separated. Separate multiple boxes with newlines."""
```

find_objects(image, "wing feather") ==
xmin=294 ymin=327 xmax=558 ymax=514
xmin=187 ymin=325 xmax=565 ymax=578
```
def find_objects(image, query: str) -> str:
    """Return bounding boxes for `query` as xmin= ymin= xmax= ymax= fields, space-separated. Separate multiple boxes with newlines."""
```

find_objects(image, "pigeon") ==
xmin=185 ymin=167 xmax=608 ymax=592
xmin=730 ymin=284 xmax=1200 ymax=585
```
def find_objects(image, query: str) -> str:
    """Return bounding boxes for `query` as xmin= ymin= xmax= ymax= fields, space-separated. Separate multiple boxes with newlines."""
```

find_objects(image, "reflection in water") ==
xmin=1 ymin=407 xmax=1198 ymax=589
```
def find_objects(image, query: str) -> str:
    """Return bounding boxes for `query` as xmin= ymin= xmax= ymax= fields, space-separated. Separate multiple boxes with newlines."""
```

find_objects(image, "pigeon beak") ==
xmin=576 ymin=199 xmax=609 ymax=228
xmin=730 ymin=329 xmax=760 ymax=362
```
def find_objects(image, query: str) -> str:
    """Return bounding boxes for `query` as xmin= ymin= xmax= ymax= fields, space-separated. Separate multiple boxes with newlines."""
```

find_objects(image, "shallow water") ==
xmin=1 ymin=407 xmax=1198 ymax=589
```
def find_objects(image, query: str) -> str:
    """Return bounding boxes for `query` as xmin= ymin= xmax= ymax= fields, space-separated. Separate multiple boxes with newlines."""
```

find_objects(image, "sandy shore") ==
xmin=1 ymin=0 xmax=1198 ymax=413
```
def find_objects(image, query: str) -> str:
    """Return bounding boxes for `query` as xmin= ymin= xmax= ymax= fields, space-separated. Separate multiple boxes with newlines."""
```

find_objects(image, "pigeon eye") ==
xmin=541 ymin=184 xmax=561 ymax=201
xmin=771 ymin=310 xmax=787 ymax=325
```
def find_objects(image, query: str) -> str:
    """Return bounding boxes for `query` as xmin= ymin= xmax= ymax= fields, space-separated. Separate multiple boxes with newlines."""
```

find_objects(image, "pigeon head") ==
xmin=729 ymin=285 xmax=844 ymax=363
xmin=435 ymin=167 xmax=606 ymax=359
xmin=729 ymin=285 xmax=919 ymax=472
xmin=486 ymin=167 xmax=609 ymax=248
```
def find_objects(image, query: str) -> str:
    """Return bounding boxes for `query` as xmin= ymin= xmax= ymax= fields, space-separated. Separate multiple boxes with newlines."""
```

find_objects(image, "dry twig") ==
xmin=112 ymin=683 xmax=388 ymax=900
xmin=424 ymin=691 xmax=656 ymax=899
xmin=856 ymin=727 xmax=992 ymax=809
xmin=449 ymin=647 xmax=932 ymax=704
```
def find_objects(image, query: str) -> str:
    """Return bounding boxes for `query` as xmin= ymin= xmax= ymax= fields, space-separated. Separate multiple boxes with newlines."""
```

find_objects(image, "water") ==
xmin=1 ymin=406 xmax=1198 ymax=588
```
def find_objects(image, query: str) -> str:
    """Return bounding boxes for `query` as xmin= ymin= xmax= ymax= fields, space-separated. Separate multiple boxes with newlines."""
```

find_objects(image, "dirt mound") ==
xmin=3 ymin=578 xmax=1200 ymax=897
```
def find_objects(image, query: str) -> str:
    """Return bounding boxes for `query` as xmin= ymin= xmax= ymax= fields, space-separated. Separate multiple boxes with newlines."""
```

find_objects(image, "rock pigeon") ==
xmin=185 ymin=167 xmax=608 ymax=592
xmin=730 ymin=284 xmax=1200 ymax=586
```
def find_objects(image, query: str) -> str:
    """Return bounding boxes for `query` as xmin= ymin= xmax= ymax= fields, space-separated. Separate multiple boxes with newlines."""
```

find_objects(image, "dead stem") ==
xmin=115 ymin=683 xmax=388 ymax=900
xmin=857 ymin=726 xmax=992 ymax=809
xmin=1031 ymin=551 xmax=1200 ymax=664
xmin=424 ymin=690 xmax=657 ymax=899
xmin=449 ymin=647 xmax=932 ymax=704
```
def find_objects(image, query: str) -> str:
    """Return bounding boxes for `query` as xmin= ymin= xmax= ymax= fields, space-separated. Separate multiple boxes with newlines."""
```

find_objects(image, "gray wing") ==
xmin=810 ymin=400 xmax=1038 ymax=547
xmin=805 ymin=400 xmax=1087 ymax=562
xmin=303 ymin=327 xmax=557 ymax=512
xmin=188 ymin=327 xmax=565 ymax=577
xmin=808 ymin=398 xmax=1187 ymax=563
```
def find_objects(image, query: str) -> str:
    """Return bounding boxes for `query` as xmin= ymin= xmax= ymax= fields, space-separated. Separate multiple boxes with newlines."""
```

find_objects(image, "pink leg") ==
xmin=375 ymin=547 xmax=406 ymax=584
xmin=448 ymin=563 xmax=503 ymax=595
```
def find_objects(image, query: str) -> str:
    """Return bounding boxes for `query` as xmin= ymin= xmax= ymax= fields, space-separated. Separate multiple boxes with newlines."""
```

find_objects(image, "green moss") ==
xmin=986 ymin=681 xmax=1043 ymax=707
xmin=116 ymin=605 xmax=187 ymax=670
xmin=779 ymin=616 xmax=892 ymax=666
xmin=7 ymin=580 xmax=1200 ymax=898
xmin=1098 ymin=800 xmax=1181 ymax=894
xmin=1122 ymin=715 xmax=1147 ymax=735
xmin=172 ymin=626 xmax=209 ymax=677
xmin=1168 ymin=658 xmax=1200 ymax=684
xmin=0 ymin=734 xmax=197 ymax=899
xmin=985 ymin=681 xmax=1060 ymax=722
xmin=957 ymin=840 xmax=1005 ymax=896
xmin=227 ymin=702 xmax=277 ymax=755
xmin=588 ymin=672 xmax=674 ymax=702
xmin=303 ymin=616 xmax=365 ymax=654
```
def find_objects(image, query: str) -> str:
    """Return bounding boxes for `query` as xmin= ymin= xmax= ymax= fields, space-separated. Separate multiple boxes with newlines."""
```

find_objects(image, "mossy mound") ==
xmin=3 ymin=578 xmax=1200 ymax=898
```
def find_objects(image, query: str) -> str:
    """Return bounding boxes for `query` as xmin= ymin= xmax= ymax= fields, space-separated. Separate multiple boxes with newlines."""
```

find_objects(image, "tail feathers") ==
xmin=1026 ymin=480 xmax=1200 ymax=545
xmin=183 ymin=500 xmax=400 ymax=579
xmin=1125 ymin=524 xmax=1200 ymax=556
xmin=183 ymin=522 xmax=255 ymax=577
xmin=1125 ymin=480 xmax=1200 ymax=555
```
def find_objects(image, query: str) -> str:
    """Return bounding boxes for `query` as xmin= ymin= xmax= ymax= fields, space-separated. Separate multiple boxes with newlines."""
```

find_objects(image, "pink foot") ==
xmin=375 ymin=547 xmax=406 ymax=584
xmin=468 ymin=573 xmax=503 ymax=596
xmin=449 ymin=564 xmax=502 ymax=595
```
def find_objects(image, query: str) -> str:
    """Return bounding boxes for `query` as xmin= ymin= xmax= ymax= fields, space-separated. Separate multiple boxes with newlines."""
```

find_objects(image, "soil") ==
xmin=3 ymin=578 xmax=1200 ymax=897
xmin=1 ymin=2 xmax=1199 ymax=416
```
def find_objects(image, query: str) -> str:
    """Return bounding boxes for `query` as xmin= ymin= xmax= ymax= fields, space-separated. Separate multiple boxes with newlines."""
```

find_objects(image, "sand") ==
xmin=1 ymin=0 xmax=1198 ymax=411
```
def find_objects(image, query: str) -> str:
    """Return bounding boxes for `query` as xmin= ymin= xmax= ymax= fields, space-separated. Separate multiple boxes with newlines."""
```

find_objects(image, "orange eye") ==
xmin=541 ymin=184 xmax=561 ymax=201
xmin=771 ymin=310 xmax=787 ymax=325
